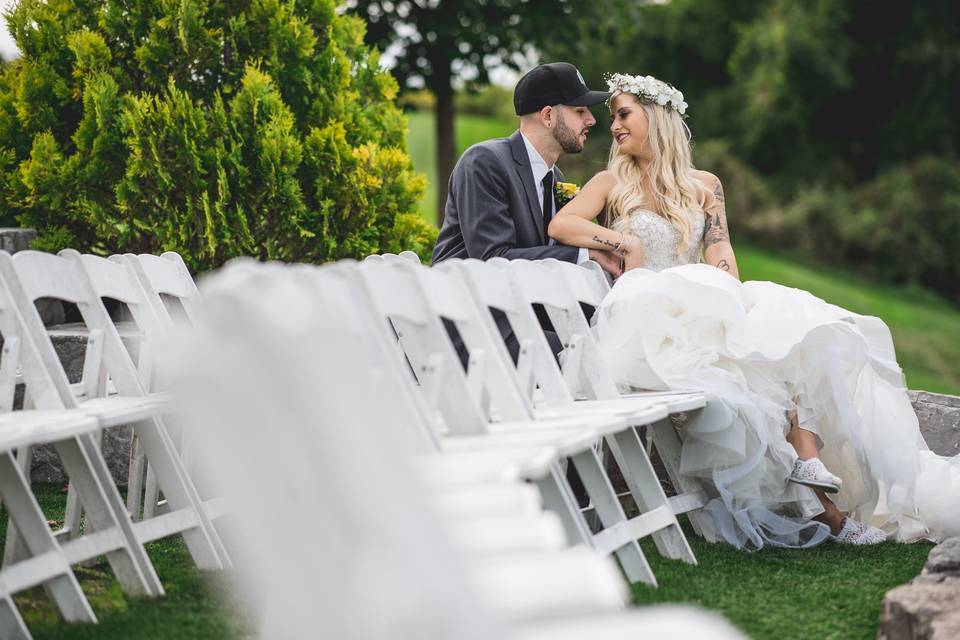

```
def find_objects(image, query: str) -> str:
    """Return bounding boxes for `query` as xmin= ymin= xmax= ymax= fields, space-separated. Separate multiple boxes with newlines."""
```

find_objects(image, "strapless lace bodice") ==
xmin=627 ymin=209 xmax=705 ymax=271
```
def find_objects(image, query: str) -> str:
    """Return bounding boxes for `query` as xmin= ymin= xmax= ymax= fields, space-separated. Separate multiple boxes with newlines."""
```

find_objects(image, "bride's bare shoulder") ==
xmin=586 ymin=170 xmax=616 ymax=191
xmin=691 ymin=169 xmax=720 ymax=189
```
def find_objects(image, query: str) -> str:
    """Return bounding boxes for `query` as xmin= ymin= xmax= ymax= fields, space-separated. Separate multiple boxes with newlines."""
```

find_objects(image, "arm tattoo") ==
xmin=592 ymin=235 xmax=619 ymax=251
xmin=716 ymin=259 xmax=730 ymax=271
xmin=703 ymin=180 xmax=730 ymax=247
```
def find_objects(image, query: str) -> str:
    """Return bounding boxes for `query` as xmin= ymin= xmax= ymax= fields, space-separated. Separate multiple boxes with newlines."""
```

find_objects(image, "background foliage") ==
xmin=0 ymin=0 xmax=434 ymax=270
xmin=534 ymin=0 xmax=960 ymax=303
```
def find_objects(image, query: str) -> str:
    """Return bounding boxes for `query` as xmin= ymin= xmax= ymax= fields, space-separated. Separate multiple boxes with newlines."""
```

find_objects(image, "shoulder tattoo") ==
xmin=703 ymin=180 xmax=730 ymax=247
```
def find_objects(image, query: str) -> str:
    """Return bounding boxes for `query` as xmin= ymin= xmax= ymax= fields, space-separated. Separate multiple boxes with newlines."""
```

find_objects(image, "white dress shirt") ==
xmin=519 ymin=131 xmax=589 ymax=264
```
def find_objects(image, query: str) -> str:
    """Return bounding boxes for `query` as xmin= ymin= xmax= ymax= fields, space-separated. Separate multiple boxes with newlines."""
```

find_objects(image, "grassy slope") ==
xmin=408 ymin=110 xmax=960 ymax=395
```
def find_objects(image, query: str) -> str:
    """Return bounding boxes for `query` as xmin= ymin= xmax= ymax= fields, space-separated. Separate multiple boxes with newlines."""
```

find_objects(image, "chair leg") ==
xmin=0 ymin=595 xmax=31 ymax=640
xmin=142 ymin=464 xmax=159 ymax=520
xmin=0 ymin=452 xmax=97 ymax=624
xmin=533 ymin=465 xmax=594 ymax=547
xmin=2 ymin=446 xmax=35 ymax=568
xmin=53 ymin=435 xmax=164 ymax=597
xmin=608 ymin=428 xmax=696 ymax=564
xmin=126 ymin=435 xmax=146 ymax=520
xmin=570 ymin=447 xmax=657 ymax=586
xmin=129 ymin=417 xmax=231 ymax=569
xmin=649 ymin=412 xmax=715 ymax=542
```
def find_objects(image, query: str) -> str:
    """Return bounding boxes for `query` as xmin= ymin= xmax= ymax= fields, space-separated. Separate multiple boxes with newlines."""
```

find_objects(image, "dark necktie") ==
xmin=541 ymin=170 xmax=554 ymax=239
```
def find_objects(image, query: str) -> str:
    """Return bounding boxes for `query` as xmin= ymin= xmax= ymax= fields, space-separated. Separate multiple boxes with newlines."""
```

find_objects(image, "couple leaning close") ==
xmin=432 ymin=62 xmax=960 ymax=550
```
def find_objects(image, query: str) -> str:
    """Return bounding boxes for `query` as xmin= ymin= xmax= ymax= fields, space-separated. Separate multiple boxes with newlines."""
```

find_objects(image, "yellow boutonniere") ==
xmin=554 ymin=181 xmax=580 ymax=208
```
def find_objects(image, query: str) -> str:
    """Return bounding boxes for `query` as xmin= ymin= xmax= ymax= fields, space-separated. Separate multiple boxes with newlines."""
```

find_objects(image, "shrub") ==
xmin=773 ymin=157 xmax=960 ymax=303
xmin=0 ymin=0 xmax=434 ymax=270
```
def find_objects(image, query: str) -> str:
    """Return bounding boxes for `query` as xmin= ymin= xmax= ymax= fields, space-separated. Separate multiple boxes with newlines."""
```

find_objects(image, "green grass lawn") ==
xmin=3 ymin=484 xmax=249 ymax=639
xmin=408 ymin=109 xmax=960 ymax=395
xmin=635 ymin=521 xmax=932 ymax=640
xmin=1 ymin=487 xmax=933 ymax=639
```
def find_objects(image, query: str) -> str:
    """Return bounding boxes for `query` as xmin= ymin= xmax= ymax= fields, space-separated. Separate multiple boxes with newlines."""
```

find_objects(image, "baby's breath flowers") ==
xmin=605 ymin=73 xmax=688 ymax=116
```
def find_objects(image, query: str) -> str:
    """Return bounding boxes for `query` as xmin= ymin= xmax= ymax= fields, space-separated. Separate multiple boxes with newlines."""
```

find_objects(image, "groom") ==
xmin=432 ymin=62 xmax=620 ymax=274
xmin=432 ymin=62 xmax=619 ymax=360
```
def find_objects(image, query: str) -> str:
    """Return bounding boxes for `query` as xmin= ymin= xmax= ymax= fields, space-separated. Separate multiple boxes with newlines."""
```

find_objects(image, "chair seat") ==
xmin=77 ymin=396 xmax=159 ymax=427
xmin=415 ymin=448 xmax=559 ymax=484
xmin=488 ymin=413 xmax=630 ymax=438
xmin=0 ymin=410 xmax=99 ymax=449
xmin=441 ymin=426 xmax=601 ymax=458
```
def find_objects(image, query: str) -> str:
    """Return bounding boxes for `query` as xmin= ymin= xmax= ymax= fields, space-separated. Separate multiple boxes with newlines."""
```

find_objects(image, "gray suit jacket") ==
xmin=432 ymin=130 xmax=580 ymax=264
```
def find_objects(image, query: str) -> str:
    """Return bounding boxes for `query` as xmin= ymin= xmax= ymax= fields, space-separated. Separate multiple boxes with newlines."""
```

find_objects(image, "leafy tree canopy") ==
xmin=0 ymin=0 xmax=434 ymax=269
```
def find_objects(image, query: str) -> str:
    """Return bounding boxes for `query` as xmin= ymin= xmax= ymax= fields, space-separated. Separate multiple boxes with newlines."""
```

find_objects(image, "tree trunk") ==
xmin=433 ymin=67 xmax=456 ymax=228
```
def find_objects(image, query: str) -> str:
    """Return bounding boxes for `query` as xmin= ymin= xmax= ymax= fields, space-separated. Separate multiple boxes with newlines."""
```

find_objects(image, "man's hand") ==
xmin=588 ymin=248 xmax=623 ymax=279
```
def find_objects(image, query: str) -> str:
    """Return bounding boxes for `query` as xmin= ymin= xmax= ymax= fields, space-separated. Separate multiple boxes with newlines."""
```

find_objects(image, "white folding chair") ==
xmin=357 ymin=259 xmax=682 ymax=585
xmin=0 ymin=250 xmax=230 ymax=573
xmin=184 ymin=258 xmax=746 ymax=639
xmin=533 ymin=258 xmax=716 ymax=540
xmin=0 ymin=261 xmax=164 ymax=621
xmin=190 ymin=259 xmax=633 ymax=626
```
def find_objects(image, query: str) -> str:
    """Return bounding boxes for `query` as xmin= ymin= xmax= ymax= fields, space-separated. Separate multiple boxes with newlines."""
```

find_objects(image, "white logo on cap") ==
xmin=576 ymin=70 xmax=586 ymax=86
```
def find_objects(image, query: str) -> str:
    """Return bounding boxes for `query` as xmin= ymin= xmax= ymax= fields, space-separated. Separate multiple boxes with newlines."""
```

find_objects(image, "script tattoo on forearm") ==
xmin=592 ymin=235 xmax=620 ymax=251
xmin=704 ymin=180 xmax=730 ymax=247
xmin=716 ymin=259 xmax=730 ymax=272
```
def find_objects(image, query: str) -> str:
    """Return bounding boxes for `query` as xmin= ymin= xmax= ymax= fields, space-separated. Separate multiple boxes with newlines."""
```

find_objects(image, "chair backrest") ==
xmin=0 ymin=262 xmax=74 ymax=413
xmin=357 ymin=260 xmax=494 ymax=436
xmin=405 ymin=260 xmax=532 ymax=422
xmin=301 ymin=262 xmax=441 ymax=454
xmin=0 ymin=250 xmax=149 ymax=401
xmin=443 ymin=259 xmax=574 ymax=407
xmin=543 ymin=259 xmax=611 ymax=307
xmin=123 ymin=252 xmax=202 ymax=327
xmin=186 ymin=259 xmax=496 ymax=639
xmin=503 ymin=259 xmax=620 ymax=400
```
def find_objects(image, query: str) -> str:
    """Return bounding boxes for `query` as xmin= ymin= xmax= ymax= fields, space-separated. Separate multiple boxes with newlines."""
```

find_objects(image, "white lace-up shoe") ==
xmin=788 ymin=458 xmax=842 ymax=493
xmin=831 ymin=517 xmax=887 ymax=545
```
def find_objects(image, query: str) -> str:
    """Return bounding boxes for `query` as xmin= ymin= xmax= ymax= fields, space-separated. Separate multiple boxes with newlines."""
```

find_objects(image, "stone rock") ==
xmin=911 ymin=391 xmax=960 ymax=457
xmin=878 ymin=538 xmax=960 ymax=640
xmin=923 ymin=537 xmax=960 ymax=577
xmin=0 ymin=227 xmax=36 ymax=253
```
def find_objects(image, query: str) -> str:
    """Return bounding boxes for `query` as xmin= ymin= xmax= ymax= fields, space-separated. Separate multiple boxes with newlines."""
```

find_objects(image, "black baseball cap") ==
xmin=513 ymin=62 xmax=611 ymax=116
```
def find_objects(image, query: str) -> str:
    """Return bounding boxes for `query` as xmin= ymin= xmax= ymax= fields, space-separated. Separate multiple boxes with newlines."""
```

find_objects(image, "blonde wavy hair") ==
xmin=605 ymin=92 xmax=709 ymax=255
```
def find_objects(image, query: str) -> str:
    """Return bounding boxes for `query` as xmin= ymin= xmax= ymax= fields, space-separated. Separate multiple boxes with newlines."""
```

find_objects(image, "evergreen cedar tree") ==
xmin=0 ymin=0 xmax=435 ymax=270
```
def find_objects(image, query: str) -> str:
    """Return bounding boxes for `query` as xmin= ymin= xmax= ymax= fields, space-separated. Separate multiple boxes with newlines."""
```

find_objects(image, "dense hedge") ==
xmin=0 ymin=0 xmax=434 ymax=269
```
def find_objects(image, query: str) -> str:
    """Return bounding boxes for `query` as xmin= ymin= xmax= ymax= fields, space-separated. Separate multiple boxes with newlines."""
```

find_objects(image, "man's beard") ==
xmin=553 ymin=118 xmax=585 ymax=154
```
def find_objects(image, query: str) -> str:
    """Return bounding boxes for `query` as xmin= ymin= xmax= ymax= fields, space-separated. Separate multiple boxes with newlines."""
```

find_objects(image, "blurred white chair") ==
xmin=0 ymin=250 xmax=229 ymax=573
xmin=185 ymin=257 xmax=746 ymax=639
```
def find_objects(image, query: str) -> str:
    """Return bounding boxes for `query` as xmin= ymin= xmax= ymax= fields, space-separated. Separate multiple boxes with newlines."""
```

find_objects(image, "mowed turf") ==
xmin=2 ymin=483 xmax=250 ymax=640
xmin=635 ymin=522 xmax=932 ymax=640
xmin=0 ymin=486 xmax=934 ymax=639
xmin=408 ymin=109 xmax=960 ymax=395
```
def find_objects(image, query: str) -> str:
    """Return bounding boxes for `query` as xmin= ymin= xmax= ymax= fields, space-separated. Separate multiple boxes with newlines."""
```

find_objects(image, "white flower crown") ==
xmin=605 ymin=73 xmax=688 ymax=116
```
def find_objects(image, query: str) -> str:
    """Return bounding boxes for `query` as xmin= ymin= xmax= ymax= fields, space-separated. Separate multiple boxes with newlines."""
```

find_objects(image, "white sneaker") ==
xmin=789 ymin=458 xmax=842 ymax=493
xmin=831 ymin=517 xmax=887 ymax=545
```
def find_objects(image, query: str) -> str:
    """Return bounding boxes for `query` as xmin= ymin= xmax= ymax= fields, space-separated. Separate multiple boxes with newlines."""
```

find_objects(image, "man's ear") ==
xmin=539 ymin=105 xmax=554 ymax=128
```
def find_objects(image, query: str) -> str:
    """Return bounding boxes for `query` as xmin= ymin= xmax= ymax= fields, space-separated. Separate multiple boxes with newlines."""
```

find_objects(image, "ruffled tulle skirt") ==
xmin=594 ymin=263 xmax=960 ymax=549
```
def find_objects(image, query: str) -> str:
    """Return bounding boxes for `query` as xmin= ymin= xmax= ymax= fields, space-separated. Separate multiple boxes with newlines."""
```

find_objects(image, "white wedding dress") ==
xmin=594 ymin=209 xmax=960 ymax=549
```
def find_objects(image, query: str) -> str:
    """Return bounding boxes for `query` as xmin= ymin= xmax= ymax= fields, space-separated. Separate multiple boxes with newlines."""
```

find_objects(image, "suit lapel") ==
xmin=509 ymin=131 xmax=548 ymax=243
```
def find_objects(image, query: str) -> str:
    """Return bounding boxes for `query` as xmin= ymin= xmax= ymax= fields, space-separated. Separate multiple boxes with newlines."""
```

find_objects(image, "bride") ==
xmin=547 ymin=72 xmax=960 ymax=549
